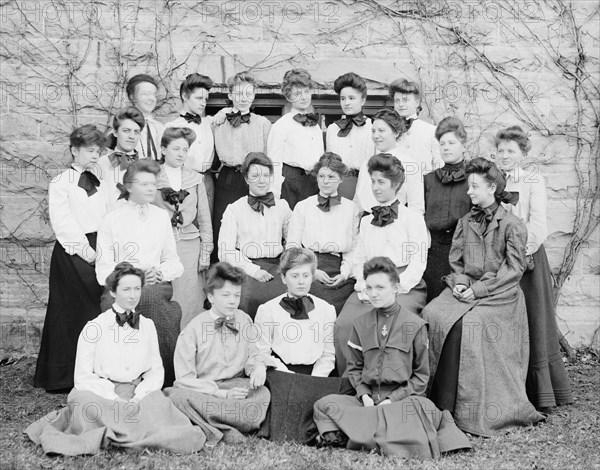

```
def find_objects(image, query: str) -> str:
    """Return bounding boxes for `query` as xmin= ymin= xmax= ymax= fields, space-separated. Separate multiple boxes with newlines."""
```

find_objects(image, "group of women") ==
xmin=27 ymin=69 xmax=572 ymax=458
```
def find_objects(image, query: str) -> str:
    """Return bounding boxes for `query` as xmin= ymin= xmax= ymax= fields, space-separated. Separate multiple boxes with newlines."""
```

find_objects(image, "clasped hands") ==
xmin=453 ymin=284 xmax=474 ymax=301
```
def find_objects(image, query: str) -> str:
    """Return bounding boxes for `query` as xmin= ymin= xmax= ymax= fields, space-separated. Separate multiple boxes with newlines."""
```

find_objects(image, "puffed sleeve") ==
xmin=133 ymin=320 xmax=164 ymax=400
xmin=246 ymin=308 xmax=280 ymax=375
xmin=95 ymin=212 xmax=115 ymax=286
xmin=195 ymin=181 xmax=214 ymax=266
xmin=286 ymin=201 xmax=306 ymax=249
xmin=311 ymin=303 xmax=336 ymax=377
xmin=218 ymin=203 xmax=261 ymax=277
xmin=267 ymin=121 xmax=286 ymax=200
xmin=525 ymin=176 xmax=547 ymax=254
xmin=398 ymin=211 xmax=428 ymax=293
xmin=340 ymin=203 xmax=360 ymax=278
xmin=445 ymin=217 xmax=472 ymax=288
xmin=158 ymin=210 xmax=184 ymax=281
xmin=280 ymin=199 xmax=292 ymax=244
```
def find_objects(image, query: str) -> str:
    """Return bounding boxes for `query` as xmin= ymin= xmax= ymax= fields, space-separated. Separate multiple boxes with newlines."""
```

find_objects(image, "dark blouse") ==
xmin=424 ymin=162 xmax=472 ymax=232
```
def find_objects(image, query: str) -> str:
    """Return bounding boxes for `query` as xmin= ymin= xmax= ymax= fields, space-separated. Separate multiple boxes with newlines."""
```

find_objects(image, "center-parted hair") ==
xmin=388 ymin=78 xmax=421 ymax=99
xmin=372 ymin=109 xmax=406 ymax=137
xmin=241 ymin=152 xmax=274 ymax=176
xmin=279 ymin=247 xmax=317 ymax=276
xmin=161 ymin=127 xmax=196 ymax=148
xmin=367 ymin=153 xmax=406 ymax=189
xmin=494 ymin=125 xmax=532 ymax=154
xmin=311 ymin=152 xmax=348 ymax=179
xmin=180 ymin=73 xmax=213 ymax=100
xmin=126 ymin=74 xmax=158 ymax=102
xmin=333 ymin=72 xmax=368 ymax=98
xmin=363 ymin=256 xmax=400 ymax=284
xmin=70 ymin=124 xmax=106 ymax=150
xmin=281 ymin=69 xmax=312 ymax=99
xmin=122 ymin=159 xmax=161 ymax=189
xmin=205 ymin=262 xmax=246 ymax=294
xmin=227 ymin=71 xmax=256 ymax=92
xmin=105 ymin=262 xmax=146 ymax=292
xmin=466 ymin=157 xmax=507 ymax=199
xmin=435 ymin=117 xmax=467 ymax=143
xmin=113 ymin=106 xmax=146 ymax=131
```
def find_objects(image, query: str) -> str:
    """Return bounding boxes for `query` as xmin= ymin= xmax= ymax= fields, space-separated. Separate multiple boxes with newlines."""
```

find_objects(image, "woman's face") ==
xmin=370 ymin=170 xmax=398 ymax=204
xmin=131 ymin=81 xmax=158 ymax=115
xmin=207 ymin=281 xmax=242 ymax=318
xmin=439 ymin=132 xmax=464 ymax=164
xmin=162 ymin=137 xmax=189 ymax=168
xmin=339 ymin=87 xmax=365 ymax=116
xmin=72 ymin=144 xmax=101 ymax=169
xmin=110 ymin=274 xmax=142 ymax=311
xmin=287 ymin=86 xmax=312 ymax=112
xmin=228 ymin=83 xmax=255 ymax=114
xmin=245 ymin=164 xmax=272 ymax=197
xmin=371 ymin=119 xmax=399 ymax=152
xmin=365 ymin=272 xmax=398 ymax=309
xmin=317 ymin=166 xmax=341 ymax=197
xmin=393 ymin=92 xmax=419 ymax=118
xmin=281 ymin=264 xmax=313 ymax=298
xmin=184 ymin=87 xmax=209 ymax=116
xmin=113 ymin=119 xmax=141 ymax=153
xmin=467 ymin=173 xmax=496 ymax=207
xmin=126 ymin=171 xmax=157 ymax=204
xmin=496 ymin=140 xmax=525 ymax=171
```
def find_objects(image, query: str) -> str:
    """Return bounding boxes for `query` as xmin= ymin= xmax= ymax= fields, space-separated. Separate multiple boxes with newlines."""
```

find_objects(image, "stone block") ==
xmin=0 ymin=113 xmax=40 ymax=141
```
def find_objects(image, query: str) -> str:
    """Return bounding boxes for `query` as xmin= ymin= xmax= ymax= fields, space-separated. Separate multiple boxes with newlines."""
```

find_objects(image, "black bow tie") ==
xmin=279 ymin=295 xmax=315 ymax=320
xmin=293 ymin=112 xmax=320 ymax=127
xmin=335 ymin=112 xmax=367 ymax=137
xmin=113 ymin=307 xmax=139 ymax=329
xmin=110 ymin=150 xmax=138 ymax=171
xmin=439 ymin=162 xmax=466 ymax=184
xmin=403 ymin=117 xmax=416 ymax=132
xmin=248 ymin=192 xmax=276 ymax=215
xmin=226 ymin=111 xmax=251 ymax=128
xmin=371 ymin=200 xmax=400 ymax=227
xmin=214 ymin=316 xmax=239 ymax=334
xmin=470 ymin=204 xmax=497 ymax=225
xmin=160 ymin=187 xmax=190 ymax=226
xmin=116 ymin=182 xmax=128 ymax=200
xmin=74 ymin=169 xmax=100 ymax=197
xmin=181 ymin=113 xmax=202 ymax=125
xmin=317 ymin=194 xmax=342 ymax=212
xmin=498 ymin=190 xmax=519 ymax=206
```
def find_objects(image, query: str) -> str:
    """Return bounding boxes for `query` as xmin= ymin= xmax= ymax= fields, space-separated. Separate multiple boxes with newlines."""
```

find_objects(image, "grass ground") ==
xmin=1 ymin=350 xmax=599 ymax=470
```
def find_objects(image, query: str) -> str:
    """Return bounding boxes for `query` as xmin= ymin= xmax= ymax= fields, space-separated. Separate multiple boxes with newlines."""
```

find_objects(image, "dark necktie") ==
xmin=146 ymin=120 xmax=158 ymax=160
xmin=111 ymin=150 xmax=138 ymax=171
xmin=214 ymin=317 xmax=239 ymax=334
xmin=293 ymin=112 xmax=320 ymax=127
xmin=470 ymin=203 xmax=497 ymax=226
xmin=182 ymin=113 xmax=202 ymax=125
xmin=370 ymin=200 xmax=400 ymax=227
xmin=226 ymin=111 xmax=251 ymax=128
xmin=113 ymin=307 xmax=139 ymax=329
xmin=248 ymin=192 xmax=276 ymax=215
xmin=439 ymin=162 xmax=466 ymax=184
xmin=279 ymin=295 xmax=315 ymax=320
xmin=335 ymin=112 xmax=367 ymax=137
xmin=160 ymin=188 xmax=190 ymax=226
xmin=317 ymin=194 xmax=342 ymax=212
xmin=74 ymin=169 xmax=100 ymax=197
xmin=403 ymin=117 xmax=416 ymax=132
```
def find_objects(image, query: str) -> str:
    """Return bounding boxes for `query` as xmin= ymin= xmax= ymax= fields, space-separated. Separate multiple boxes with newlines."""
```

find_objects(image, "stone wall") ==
xmin=1 ymin=0 xmax=598 ymax=355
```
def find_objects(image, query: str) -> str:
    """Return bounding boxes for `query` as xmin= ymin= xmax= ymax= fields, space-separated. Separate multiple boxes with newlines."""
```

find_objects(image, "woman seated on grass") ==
xmin=26 ymin=262 xmax=204 ymax=455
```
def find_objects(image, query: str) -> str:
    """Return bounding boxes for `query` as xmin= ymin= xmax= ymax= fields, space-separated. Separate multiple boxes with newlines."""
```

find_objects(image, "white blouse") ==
xmin=287 ymin=195 xmax=359 ymax=278
xmin=503 ymin=168 xmax=547 ymax=254
xmin=396 ymin=117 xmax=443 ymax=174
xmin=268 ymin=109 xmax=325 ymax=199
xmin=354 ymin=145 xmax=425 ymax=215
xmin=325 ymin=118 xmax=374 ymax=170
xmin=95 ymin=201 xmax=184 ymax=285
xmin=96 ymin=149 xmax=137 ymax=210
xmin=165 ymin=115 xmax=215 ymax=174
xmin=48 ymin=166 xmax=110 ymax=263
xmin=218 ymin=196 xmax=292 ymax=277
xmin=353 ymin=200 xmax=428 ymax=295
xmin=254 ymin=294 xmax=336 ymax=377
xmin=74 ymin=308 xmax=164 ymax=401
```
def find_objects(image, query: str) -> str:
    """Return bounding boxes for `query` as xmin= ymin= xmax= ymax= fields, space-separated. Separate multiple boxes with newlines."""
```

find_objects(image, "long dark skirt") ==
xmin=281 ymin=164 xmax=319 ymax=210
xmin=238 ymin=257 xmax=287 ymax=320
xmin=428 ymin=318 xmax=462 ymax=413
xmin=257 ymin=369 xmax=354 ymax=443
xmin=34 ymin=234 xmax=102 ymax=391
xmin=310 ymin=253 xmax=356 ymax=314
xmin=337 ymin=174 xmax=358 ymax=200
xmin=522 ymin=245 xmax=573 ymax=409
xmin=423 ymin=229 xmax=455 ymax=303
xmin=101 ymin=282 xmax=181 ymax=388
xmin=212 ymin=165 xmax=248 ymax=263
xmin=335 ymin=275 xmax=427 ymax=376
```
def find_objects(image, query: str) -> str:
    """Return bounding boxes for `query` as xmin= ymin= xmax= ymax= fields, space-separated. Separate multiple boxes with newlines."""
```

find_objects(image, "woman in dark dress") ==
xmin=423 ymin=117 xmax=472 ymax=302
xmin=34 ymin=125 xmax=108 ymax=391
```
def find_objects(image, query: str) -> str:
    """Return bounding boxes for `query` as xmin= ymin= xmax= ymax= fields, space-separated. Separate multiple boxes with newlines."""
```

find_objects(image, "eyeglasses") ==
xmin=317 ymin=174 xmax=341 ymax=182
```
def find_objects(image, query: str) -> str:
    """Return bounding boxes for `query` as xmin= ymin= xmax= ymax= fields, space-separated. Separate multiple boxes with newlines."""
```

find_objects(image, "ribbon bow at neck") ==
xmin=439 ymin=162 xmax=466 ymax=184
xmin=335 ymin=112 xmax=367 ymax=137
xmin=370 ymin=200 xmax=400 ymax=227
xmin=226 ymin=111 xmax=251 ymax=128
xmin=113 ymin=307 xmax=140 ymax=329
xmin=470 ymin=204 xmax=496 ymax=225
xmin=317 ymin=194 xmax=342 ymax=212
xmin=498 ymin=190 xmax=519 ymax=206
xmin=214 ymin=316 xmax=239 ymax=334
xmin=293 ymin=112 xmax=320 ymax=127
xmin=181 ymin=112 xmax=202 ymax=125
xmin=160 ymin=187 xmax=190 ymax=226
xmin=74 ymin=168 xmax=100 ymax=197
xmin=248 ymin=192 xmax=276 ymax=215
xmin=111 ymin=150 xmax=139 ymax=171
xmin=279 ymin=295 xmax=315 ymax=320
xmin=403 ymin=117 xmax=416 ymax=132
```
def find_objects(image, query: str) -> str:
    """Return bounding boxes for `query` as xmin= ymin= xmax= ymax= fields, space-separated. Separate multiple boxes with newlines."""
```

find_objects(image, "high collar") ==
xmin=208 ymin=309 xmax=235 ymax=322
xmin=112 ymin=303 xmax=135 ymax=314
